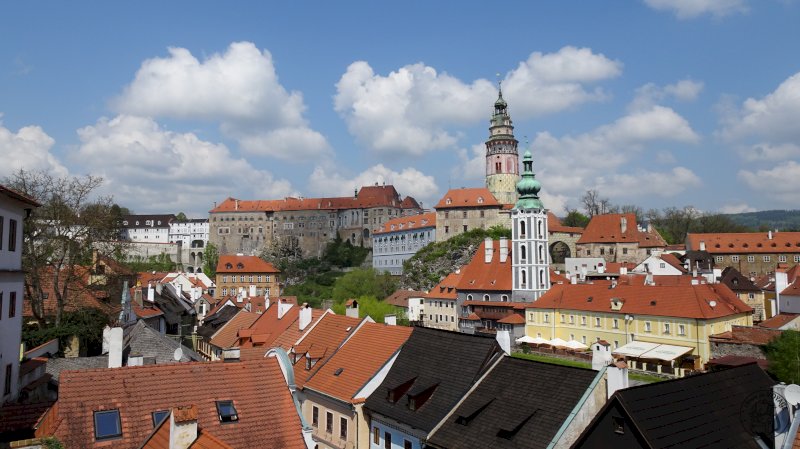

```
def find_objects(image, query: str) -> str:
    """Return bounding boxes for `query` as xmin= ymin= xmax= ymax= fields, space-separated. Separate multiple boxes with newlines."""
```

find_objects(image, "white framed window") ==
xmin=560 ymin=315 xmax=565 ymax=323
xmin=581 ymin=316 xmax=587 ymax=326
xmin=544 ymin=313 xmax=549 ymax=323
xmin=747 ymin=255 xmax=755 ymax=263
xmin=664 ymin=323 xmax=670 ymax=334
xmin=795 ymin=255 xmax=800 ymax=263
xmin=779 ymin=255 xmax=787 ymax=263
xmin=644 ymin=321 xmax=652 ymax=332
xmin=582 ymin=335 xmax=587 ymax=344
xmin=678 ymin=324 xmax=686 ymax=336
xmin=763 ymin=256 xmax=771 ymax=262
xmin=569 ymin=315 xmax=575 ymax=324
xmin=612 ymin=318 xmax=619 ymax=329
xmin=731 ymin=255 xmax=740 ymax=262
xmin=714 ymin=256 xmax=723 ymax=263
xmin=595 ymin=317 xmax=601 ymax=327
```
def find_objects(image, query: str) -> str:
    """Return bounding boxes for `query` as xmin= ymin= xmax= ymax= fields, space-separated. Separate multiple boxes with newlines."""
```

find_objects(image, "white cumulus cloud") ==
xmin=307 ymin=164 xmax=439 ymax=209
xmin=594 ymin=167 xmax=702 ymax=199
xmin=113 ymin=41 xmax=330 ymax=161
xmin=719 ymin=72 xmax=800 ymax=142
xmin=0 ymin=119 xmax=67 ymax=178
xmin=738 ymin=161 xmax=800 ymax=206
xmin=334 ymin=47 xmax=621 ymax=156
xmin=73 ymin=115 xmax=293 ymax=215
xmin=719 ymin=203 xmax=756 ymax=214
xmin=629 ymin=79 xmax=704 ymax=111
xmin=503 ymin=46 xmax=622 ymax=117
xmin=643 ymin=0 xmax=748 ymax=19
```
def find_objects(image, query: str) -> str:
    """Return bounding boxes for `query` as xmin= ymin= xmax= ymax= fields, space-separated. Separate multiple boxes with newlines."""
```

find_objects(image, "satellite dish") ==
xmin=173 ymin=347 xmax=184 ymax=361
xmin=784 ymin=384 xmax=800 ymax=406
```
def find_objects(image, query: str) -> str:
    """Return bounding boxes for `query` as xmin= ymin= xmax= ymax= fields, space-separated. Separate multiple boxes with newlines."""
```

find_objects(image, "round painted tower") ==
xmin=485 ymin=85 xmax=520 ymax=206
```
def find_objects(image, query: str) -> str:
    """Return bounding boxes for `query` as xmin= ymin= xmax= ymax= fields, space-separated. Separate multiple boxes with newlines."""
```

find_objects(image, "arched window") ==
xmin=538 ymin=245 xmax=544 ymax=261
xmin=521 ymin=269 xmax=527 ymax=287
xmin=520 ymin=245 xmax=527 ymax=261
xmin=483 ymin=294 xmax=490 ymax=301
xmin=467 ymin=294 xmax=473 ymax=301
xmin=520 ymin=220 xmax=526 ymax=237
xmin=538 ymin=219 xmax=543 ymax=236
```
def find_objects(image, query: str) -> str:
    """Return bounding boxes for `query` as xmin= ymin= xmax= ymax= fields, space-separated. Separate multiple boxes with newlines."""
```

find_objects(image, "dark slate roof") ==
xmin=720 ymin=267 xmax=762 ymax=292
xmin=364 ymin=327 xmax=503 ymax=434
xmin=45 ymin=356 xmax=108 ymax=382
xmin=582 ymin=363 xmax=775 ymax=449
xmin=124 ymin=320 xmax=203 ymax=363
xmin=197 ymin=305 xmax=239 ymax=338
xmin=427 ymin=357 xmax=599 ymax=449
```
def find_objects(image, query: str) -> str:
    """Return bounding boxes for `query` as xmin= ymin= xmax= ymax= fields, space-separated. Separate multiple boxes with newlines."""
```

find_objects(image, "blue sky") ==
xmin=2 ymin=1 xmax=800 ymax=217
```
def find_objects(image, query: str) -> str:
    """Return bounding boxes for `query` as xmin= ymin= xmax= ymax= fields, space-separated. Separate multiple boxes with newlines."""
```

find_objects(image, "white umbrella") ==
xmin=549 ymin=337 xmax=568 ymax=347
xmin=516 ymin=335 xmax=550 ymax=345
xmin=565 ymin=340 xmax=589 ymax=350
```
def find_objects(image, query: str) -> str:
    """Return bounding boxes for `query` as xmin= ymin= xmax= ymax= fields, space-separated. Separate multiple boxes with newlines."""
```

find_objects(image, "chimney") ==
xmin=102 ymin=325 xmax=111 ymax=354
xmin=299 ymin=304 xmax=312 ymax=330
xmin=177 ymin=282 xmax=183 ymax=298
xmin=235 ymin=199 xmax=239 ymax=211
xmin=606 ymin=362 xmax=630 ymax=399
xmin=496 ymin=330 xmax=511 ymax=355
xmin=236 ymin=289 xmax=243 ymax=303
xmin=484 ymin=238 xmax=494 ymax=263
xmin=699 ymin=241 xmax=706 ymax=251
xmin=249 ymin=285 xmax=256 ymax=298
xmin=170 ymin=405 xmax=199 ymax=449
xmin=134 ymin=288 xmax=143 ymax=308
xmin=346 ymin=300 xmax=359 ymax=318
xmin=127 ymin=353 xmax=144 ymax=366
xmin=384 ymin=314 xmax=397 ymax=326
xmin=620 ymin=216 xmax=627 ymax=234
xmin=591 ymin=341 xmax=612 ymax=371
xmin=499 ymin=238 xmax=508 ymax=263
xmin=108 ymin=327 xmax=124 ymax=368
xmin=278 ymin=298 xmax=292 ymax=319
xmin=222 ymin=348 xmax=240 ymax=362
xmin=570 ymin=275 xmax=578 ymax=285
xmin=620 ymin=267 xmax=628 ymax=275
xmin=645 ymin=273 xmax=654 ymax=286
xmin=598 ymin=263 xmax=606 ymax=274
xmin=147 ymin=284 xmax=155 ymax=302
xmin=768 ymin=230 xmax=773 ymax=240
xmin=776 ymin=270 xmax=789 ymax=315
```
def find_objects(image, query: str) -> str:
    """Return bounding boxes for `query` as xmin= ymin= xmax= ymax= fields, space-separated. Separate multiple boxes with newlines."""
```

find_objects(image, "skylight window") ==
xmin=94 ymin=409 xmax=122 ymax=440
xmin=152 ymin=410 xmax=169 ymax=427
xmin=216 ymin=400 xmax=239 ymax=423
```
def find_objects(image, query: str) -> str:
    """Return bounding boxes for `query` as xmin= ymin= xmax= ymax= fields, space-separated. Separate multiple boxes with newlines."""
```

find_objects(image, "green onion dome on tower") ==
xmin=515 ymin=150 xmax=544 ymax=210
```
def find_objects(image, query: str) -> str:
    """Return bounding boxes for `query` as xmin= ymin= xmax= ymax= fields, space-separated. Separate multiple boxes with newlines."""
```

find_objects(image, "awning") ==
xmin=612 ymin=341 xmax=659 ymax=358
xmin=516 ymin=336 xmax=550 ymax=345
xmin=640 ymin=344 xmax=693 ymax=361
xmin=549 ymin=338 xmax=568 ymax=347
xmin=565 ymin=340 xmax=589 ymax=350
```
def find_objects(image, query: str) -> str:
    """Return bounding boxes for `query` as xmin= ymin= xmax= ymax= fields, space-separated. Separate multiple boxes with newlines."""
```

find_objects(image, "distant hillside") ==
xmin=723 ymin=210 xmax=800 ymax=231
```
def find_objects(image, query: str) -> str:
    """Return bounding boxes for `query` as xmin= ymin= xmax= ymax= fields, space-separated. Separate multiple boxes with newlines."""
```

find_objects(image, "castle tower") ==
xmin=512 ymin=150 xmax=550 ymax=301
xmin=485 ymin=85 xmax=520 ymax=205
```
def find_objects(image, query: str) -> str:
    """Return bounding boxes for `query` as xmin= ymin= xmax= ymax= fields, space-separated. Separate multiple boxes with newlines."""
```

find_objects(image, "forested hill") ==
xmin=724 ymin=210 xmax=800 ymax=231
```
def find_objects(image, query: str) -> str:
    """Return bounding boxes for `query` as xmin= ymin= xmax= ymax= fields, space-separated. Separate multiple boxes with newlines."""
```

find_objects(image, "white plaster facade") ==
xmin=0 ymin=187 xmax=37 ymax=404
xmin=512 ymin=209 xmax=551 ymax=301
xmin=373 ymin=214 xmax=436 ymax=275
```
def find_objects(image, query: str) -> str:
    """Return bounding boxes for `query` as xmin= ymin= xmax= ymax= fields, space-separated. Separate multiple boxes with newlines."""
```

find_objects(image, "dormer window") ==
xmin=225 ymin=263 xmax=233 ymax=269
xmin=477 ymin=197 xmax=484 ymax=204
xmin=446 ymin=198 xmax=452 ymax=205
xmin=236 ymin=263 xmax=244 ymax=269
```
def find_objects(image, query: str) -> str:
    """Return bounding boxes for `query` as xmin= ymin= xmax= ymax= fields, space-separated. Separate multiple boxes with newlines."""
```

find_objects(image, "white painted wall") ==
xmin=0 ymin=193 xmax=27 ymax=403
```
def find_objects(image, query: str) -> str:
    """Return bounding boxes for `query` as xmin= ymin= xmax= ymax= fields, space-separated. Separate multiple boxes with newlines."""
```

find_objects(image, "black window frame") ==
xmin=384 ymin=431 xmax=392 ymax=449
xmin=325 ymin=411 xmax=333 ymax=433
xmin=312 ymin=405 xmax=319 ymax=427
xmin=0 ymin=216 xmax=4 ymax=250
xmin=93 ymin=409 xmax=122 ymax=441
xmin=216 ymin=400 xmax=238 ymax=423
xmin=340 ymin=416 xmax=347 ymax=439
xmin=8 ymin=219 xmax=16 ymax=252
xmin=8 ymin=292 xmax=15 ymax=318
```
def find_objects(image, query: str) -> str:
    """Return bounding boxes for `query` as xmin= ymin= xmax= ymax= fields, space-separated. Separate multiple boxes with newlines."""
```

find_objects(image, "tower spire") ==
xmin=515 ymin=150 xmax=544 ymax=210
xmin=485 ymin=79 xmax=519 ymax=205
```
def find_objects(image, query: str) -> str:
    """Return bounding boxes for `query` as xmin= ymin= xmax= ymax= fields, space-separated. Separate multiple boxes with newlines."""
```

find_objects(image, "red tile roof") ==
xmin=401 ymin=196 xmax=421 ymax=210
xmin=208 ymin=310 xmax=259 ymax=349
xmin=687 ymin=232 xmax=800 ymax=254
xmin=660 ymin=253 xmax=688 ymax=272
xmin=425 ymin=271 xmax=464 ymax=300
xmin=303 ymin=322 xmax=412 ymax=402
xmin=23 ymin=266 xmax=122 ymax=318
xmin=269 ymin=308 xmax=327 ymax=351
xmin=497 ymin=314 xmax=526 ymax=324
xmin=577 ymin=213 xmax=666 ymax=247
xmin=209 ymin=185 xmax=412 ymax=213
xmin=51 ymin=359 xmax=307 ymax=449
xmin=758 ymin=313 xmax=800 ymax=329
xmin=239 ymin=302 xmax=300 ymax=348
xmin=547 ymin=212 xmax=584 ymax=234
xmin=456 ymin=240 xmax=512 ymax=292
xmin=527 ymin=282 xmax=753 ymax=320
xmin=434 ymin=187 xmax=502 ymax=209
xmin=0 ymin=401 xmax=54 ymax=434
xmin=384 ymin=289 xmax=426 ymax=308
xmin=550 ymin=269 xmax=570 ymax=284
xmin=132 ymin=302 xmax=164 ymax=319
xmin=373 ymin=212 xmax=436 ymax=235
xmin=216 ymin=255 xmax=279 ymax=274
xmin=0 ymin=183 xmax=41 ymax=207
xmin=709 ymin=325 xmax=783 ymax=346
xmin=290 ymin=313 xmax=363 ymax=387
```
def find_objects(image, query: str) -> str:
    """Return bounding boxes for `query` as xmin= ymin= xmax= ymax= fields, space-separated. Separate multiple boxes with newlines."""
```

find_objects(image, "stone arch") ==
xmin=549 ymin=241 xmax=571 ymax=264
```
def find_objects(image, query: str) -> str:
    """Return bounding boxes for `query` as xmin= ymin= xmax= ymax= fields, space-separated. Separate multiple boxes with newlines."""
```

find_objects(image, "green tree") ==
xmin=22 ymin=307 xmax=110 ymax=355
xmin=332 ymin=268 xmax=397 ymax=303
xmin=175 ymin=212 xmax=188 ymax=221
xmin=331 ymin=295 xmax=409 ymax=325
xmin=6 ymin=170 xmax=126 ymax=327
xmin=204 ymin=242 xmax=219 ymax=278
xmin=765 ymin=330 xmax=800 ymax=384
xmin=562 ymin=208 xmax=590 ymax=228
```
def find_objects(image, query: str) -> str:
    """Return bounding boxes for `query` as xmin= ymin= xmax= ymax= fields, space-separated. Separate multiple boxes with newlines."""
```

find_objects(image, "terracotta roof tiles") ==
xmin=373 ymin=212 xmax=436 ymax=235
xmin=303 ymin=322 xmax=412 ymax=402
xmin=290 ymin=313 xmax=363 ymax=387
xmin=209 ymin=185 xmax=414 ymax=213
xmin=208 ymin=310 xmax=259 ymax=349
xmin=456 ymin=240 xmax=512 ymax=292
xmin=547 ymin=211 xmax=584 ymax=234
xmin=577 ymin=213 xmax=667 ymax=247
xmin=384 ymin=289 xmax=426 ymax=308
xmin=51 ymin=359 xmax=306 ymax=449
xmin=434 ymin=188 xmax=502 ymax=209
xmin=687 ymin=232 xmax=800 ymax=254
xmin=216 ymin=255 xmax=279 ymax=274
xmin=759 ymin=313 xmax=800 ymax=329
xmin=527 ymin=281 xmax=752 ymax=320
xmin=709 ymin=325 xmax=783 ymax=346
xmin=425 ymin=271 xmax=464 ymax=300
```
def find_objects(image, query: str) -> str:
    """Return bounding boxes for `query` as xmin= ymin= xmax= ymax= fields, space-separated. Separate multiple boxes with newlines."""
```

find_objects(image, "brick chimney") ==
xmin=170 ymin=405 xmax=199 ymax=449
